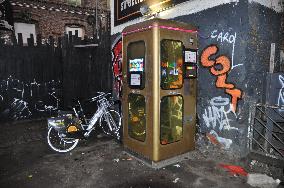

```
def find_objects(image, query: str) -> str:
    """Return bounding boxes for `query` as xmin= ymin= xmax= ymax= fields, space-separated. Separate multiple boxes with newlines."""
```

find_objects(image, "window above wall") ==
xmin=65 ymin=25 xmax=84 ymax=38
xmin=14 ymin=22 xmax=36 ymax=45
xmin=67 ymin=0 xmax=82 ymax=6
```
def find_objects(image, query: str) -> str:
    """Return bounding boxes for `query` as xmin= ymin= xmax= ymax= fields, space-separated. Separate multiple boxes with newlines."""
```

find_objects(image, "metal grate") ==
xmin=248 ymin=104 xmax=284 ymax=160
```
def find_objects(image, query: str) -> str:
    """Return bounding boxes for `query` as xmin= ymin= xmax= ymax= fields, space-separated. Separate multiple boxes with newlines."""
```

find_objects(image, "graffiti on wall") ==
xmin=210 ymin=29 xmax=242 ymax=69
xmin=203 ymin=96 xmax=238 ymax=131
xmin=203 ymin=96 xmax=237 ymax=149
xmin=201 ymin=44 xmax=242 ymax=112
xmin=0 ymin=76 xmax=61 ymax=120
xmin=111 ymin=36 xmax=123 ymax=98
xmin=277 ymin=75 xmax=284 ymax=111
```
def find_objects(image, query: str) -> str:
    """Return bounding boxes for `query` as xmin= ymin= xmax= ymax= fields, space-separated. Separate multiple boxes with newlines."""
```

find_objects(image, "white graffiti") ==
xmin=0 ymin=76 xmax=25 ymax=98
xmin=0 ymin=76 xmax=60 ymax=98
xmin=10 ymin=98 xmax=32 ymax=120
xmin=30 ymin=79 xmax=40 ymax=97
xmin=203 ymin=96 xmax=239 ymax=131
xmin=210 ymin=29 xmax=243 ymax=69
xmin=210 ymin=130 xmax=232 ymax=149
xmin=35 ymin=92 xmax=59 ymax=112
xmin=277 ymin=75 xmax=284 ymax=111
xmin=0 ymin=76 xmax=61 ymax=120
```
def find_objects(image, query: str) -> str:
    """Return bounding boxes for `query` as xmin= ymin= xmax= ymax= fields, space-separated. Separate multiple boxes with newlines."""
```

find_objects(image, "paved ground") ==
xmin=0 ymin=120 xmax=282 ymax=188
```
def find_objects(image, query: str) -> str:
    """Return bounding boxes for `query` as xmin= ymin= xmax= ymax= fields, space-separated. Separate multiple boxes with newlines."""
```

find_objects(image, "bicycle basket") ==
xmin=48 ymin=115 xmax=82 ymax=133
xmin=47 ymin=116 xmax=66 ymax=130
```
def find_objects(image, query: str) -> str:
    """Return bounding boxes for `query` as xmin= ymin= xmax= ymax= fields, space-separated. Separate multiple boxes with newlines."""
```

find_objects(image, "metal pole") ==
xmin=95 ymin=0 xmax=98 ymax=40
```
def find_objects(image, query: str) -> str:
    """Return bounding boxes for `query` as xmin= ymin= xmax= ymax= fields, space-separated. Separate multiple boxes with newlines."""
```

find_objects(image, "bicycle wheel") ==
xmin=99 ymin=110 xmax=121 ymax=140
xmin=47 ymin=127 xmax=79 ymax=153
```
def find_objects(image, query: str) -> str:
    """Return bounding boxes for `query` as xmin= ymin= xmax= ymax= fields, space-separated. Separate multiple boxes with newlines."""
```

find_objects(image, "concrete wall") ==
xmin=247 ymin=1 xmax=282 ymax=106
xmin=175 ymin=0 xmax=282 ymax=155
xmin=174 ymin=1 xmax=249 ymax=154
xmin=110 ymin=0 xmax=283 ymax=156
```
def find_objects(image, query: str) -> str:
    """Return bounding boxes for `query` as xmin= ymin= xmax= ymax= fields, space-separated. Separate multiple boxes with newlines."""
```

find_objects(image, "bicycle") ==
xmin=47 ymin=92 xmax=121 ymax=153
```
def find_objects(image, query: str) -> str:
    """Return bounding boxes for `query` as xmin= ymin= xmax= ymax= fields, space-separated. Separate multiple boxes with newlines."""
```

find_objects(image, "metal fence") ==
xmin=248 ymin=103 xmax=284 ymax=163
xmin=0 ymin=28 xmax=111 ymax=121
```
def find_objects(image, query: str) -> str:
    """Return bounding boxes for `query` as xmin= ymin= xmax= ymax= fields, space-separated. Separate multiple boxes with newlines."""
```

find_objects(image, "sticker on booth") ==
xmin=184 ymin=50 xmax=197 ymax=63
xmin=130 ymin=73 xmax=141 ymax=86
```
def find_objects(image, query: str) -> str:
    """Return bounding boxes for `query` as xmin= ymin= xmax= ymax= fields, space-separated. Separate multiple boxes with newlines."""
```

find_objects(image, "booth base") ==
xmin=123 ymin=148 xmax=192 ymax=169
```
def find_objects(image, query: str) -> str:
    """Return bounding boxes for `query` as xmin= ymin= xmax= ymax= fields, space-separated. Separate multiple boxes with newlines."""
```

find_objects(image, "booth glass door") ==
xmin=127 ymin=41 xmax=147 ymax=142
xmin=160 ymin=39 xmax=184 ymax=145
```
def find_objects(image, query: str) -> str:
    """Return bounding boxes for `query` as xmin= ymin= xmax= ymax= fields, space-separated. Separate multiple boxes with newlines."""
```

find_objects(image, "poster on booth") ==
xmin=129 ymin=58 xmax=144 ymax=72
xmin=130 ymin=73 xmax=141 ymax=86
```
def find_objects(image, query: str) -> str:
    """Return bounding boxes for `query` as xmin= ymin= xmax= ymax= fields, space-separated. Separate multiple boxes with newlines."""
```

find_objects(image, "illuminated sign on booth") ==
xmin=184 ymin=49 xmax=197 ymax=78
xmin=129 ymin=58 xmax=144 ymax=72
xmin=114 ymin=0 xmax=188 ymax=26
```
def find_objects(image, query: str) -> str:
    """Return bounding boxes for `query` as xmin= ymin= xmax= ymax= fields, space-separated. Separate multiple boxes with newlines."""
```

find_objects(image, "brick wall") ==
xmin=42 ymin=0 xmax=109 ymax=10
xmin=11 ymin=0 xmax=109 ymax=40
xmin=84 ymin=0 xmax=110 ymax=10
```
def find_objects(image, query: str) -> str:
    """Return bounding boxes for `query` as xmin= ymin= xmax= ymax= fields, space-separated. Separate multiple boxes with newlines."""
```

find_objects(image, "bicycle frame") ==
xmin=82 ymin=105 xmax=105 ymax=137
xmin=72 ymin=94 xmax=114 ymax=138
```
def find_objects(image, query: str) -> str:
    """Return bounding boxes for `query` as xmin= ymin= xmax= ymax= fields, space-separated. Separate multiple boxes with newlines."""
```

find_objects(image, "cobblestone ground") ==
xmin=0 ymin=120 xmax=277 ymax=188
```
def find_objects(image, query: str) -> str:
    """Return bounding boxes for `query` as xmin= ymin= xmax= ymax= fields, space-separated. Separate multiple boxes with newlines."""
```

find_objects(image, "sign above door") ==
xmin=114 ymin=0 xmax=188 ymax=26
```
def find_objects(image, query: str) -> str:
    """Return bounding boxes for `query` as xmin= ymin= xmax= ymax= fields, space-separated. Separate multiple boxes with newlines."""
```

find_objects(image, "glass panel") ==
xmin=160 ymin=95 xmax=183 ymax=145
xmin=128 ymin=94 xmax=146 ymax=141
xmin=127 ymin=41 xmax=145 ymax=89
xmin=161 ymin=40 xmax=183 ymax=89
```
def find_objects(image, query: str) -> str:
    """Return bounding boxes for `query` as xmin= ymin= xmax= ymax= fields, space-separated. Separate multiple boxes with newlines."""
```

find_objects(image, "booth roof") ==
xmin=122 ymin=18 xmax=198 ymax=35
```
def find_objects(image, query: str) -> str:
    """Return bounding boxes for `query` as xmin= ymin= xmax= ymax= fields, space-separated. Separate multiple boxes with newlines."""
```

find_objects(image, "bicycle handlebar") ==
xmin=72 ymin=92 xmax=113 ymax=105
xmin=87 ymin=92 xmax=111 ymax=103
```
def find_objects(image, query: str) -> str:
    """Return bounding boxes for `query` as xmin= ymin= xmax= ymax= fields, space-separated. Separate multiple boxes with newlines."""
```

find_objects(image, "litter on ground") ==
xmin=219 ymin=163 xmax=248 ymax=176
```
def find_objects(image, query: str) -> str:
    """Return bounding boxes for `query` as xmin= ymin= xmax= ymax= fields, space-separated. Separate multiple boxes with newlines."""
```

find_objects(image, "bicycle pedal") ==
xmin=67 ymin=131 xmax=86 ymax=139
xmin=84 ymin=132 xmax=90 ymax=137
